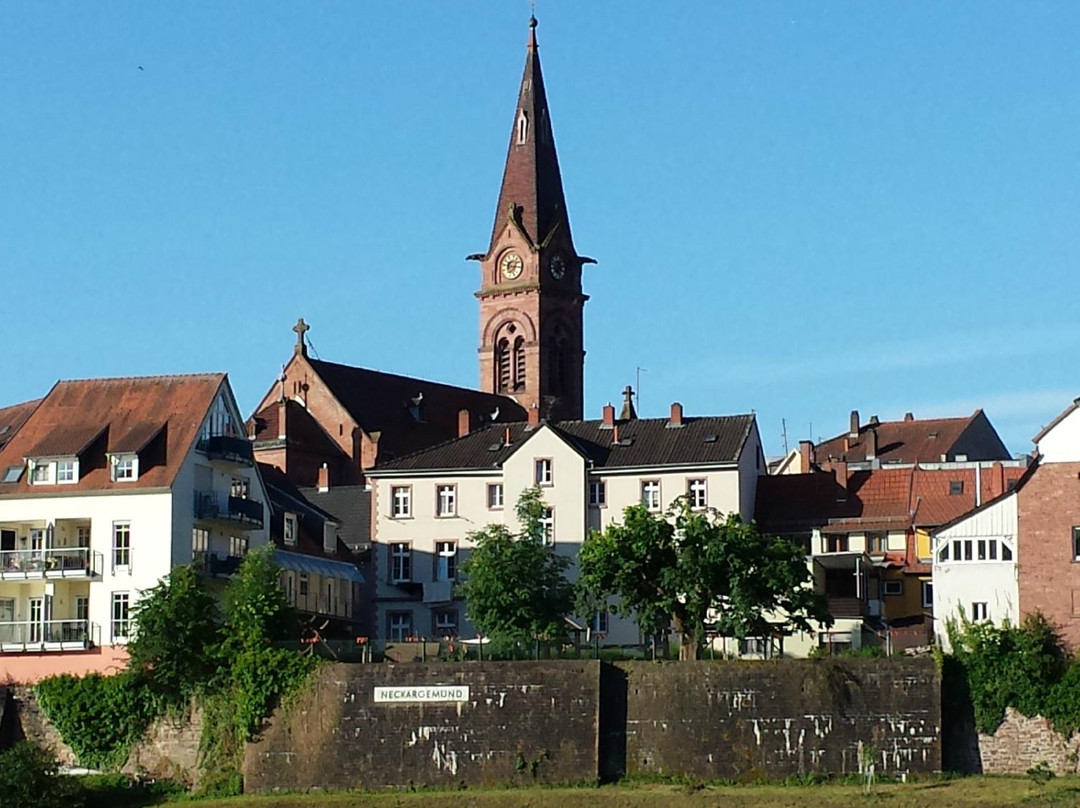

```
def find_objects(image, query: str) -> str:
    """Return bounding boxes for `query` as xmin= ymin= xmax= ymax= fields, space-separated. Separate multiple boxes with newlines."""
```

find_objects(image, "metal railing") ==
xmin=0 ymin=620 xmax=93 ymax=650
xmin=193 ymin=491 xmax=264 ymax=528
xmin=195 ymin=551 xmax=244 ymax=578
xmin=0 ymin=547 xmax=96 ymax=577
xmin=826 ymin=596 xmax=866 ymax=619
xmin=197 ymin=434 xmax=255 ymax=466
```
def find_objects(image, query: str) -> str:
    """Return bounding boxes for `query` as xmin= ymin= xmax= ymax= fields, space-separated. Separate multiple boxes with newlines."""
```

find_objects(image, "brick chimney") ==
xmin=869 ymin=415 xmax=880 ymax=425
xmin=834 ymin=460 xmax=848 ymax=493
xmin=799 ymin=440 xmax=815 ymax=474
xmin=318 ymin=462 xmax=329 ymax=493
xmin=458 ymin=409 xmax=471 ymax=437
xmin=527 ymin=403 xmax=541 ymax=428
xmin=904 ymin=412 xmax=915 ymax=422
xmin=988 ymin=461 xmax=1005 ymax=499
xmin=612 ymin=422 xmax=620 ymax=445
xmin=865 ymin=428 xmax=877 ymax=460
xmin=849 ymin=410 xmax=860 ymax=439
xmin=601 ymin=403 xmax=615 ymax=429
xmin=277 ymin=400 xmax=288 ymax=441
xmin=668 ymin=402 xmax=684 ymax=428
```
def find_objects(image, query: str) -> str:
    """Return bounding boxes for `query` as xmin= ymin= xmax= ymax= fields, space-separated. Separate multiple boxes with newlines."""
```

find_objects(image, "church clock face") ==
xmin=500 ymin=251 xmax=524 ymax=280
xmin=548 ymin=254 xmax=566 ymax=280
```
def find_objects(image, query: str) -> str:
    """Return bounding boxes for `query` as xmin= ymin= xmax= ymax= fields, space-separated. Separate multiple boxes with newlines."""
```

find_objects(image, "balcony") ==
xmin=195 ymin=551 xmax=244 ymax=579
xmin=826 ymin=597 xmax=867 ymax=619
xmin=0 ymin=548 xmax=99 ymax=580
xmin=198 ymin=434 xmax=255 ymax=467
xmin=0 ymin=620 xmax=94 ymax=652
xmin=193 ymin=491 xmax=264 ymax=530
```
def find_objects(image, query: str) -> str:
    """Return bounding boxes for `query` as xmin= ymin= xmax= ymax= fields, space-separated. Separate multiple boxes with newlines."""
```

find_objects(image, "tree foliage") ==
xmin=577 ymin=499 xmax=831 ymax=659
xmin=126 ymin=564 xmax=220 ymax=705
xmin=457 ymin=487 xmax=574 ymax=644
xmin=0 ymin=742 xmax=82 ymax=808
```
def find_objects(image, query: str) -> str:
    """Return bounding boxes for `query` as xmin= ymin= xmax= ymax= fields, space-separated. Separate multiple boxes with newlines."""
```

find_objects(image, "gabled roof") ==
xmin=0 ymin=399 xmax=41 ymax=452
xmin=259 ymin=462 xmax=370 ymax=557
xmin=297 ymin=485 xmax=371 ymax=552
xmin=1033 ymin=397 xmax=1080 ymax=444
xmin=372 ymin=414 xmax=756 ymax=473
xmin=815 ymin=410 xmax=1010 ymax=464
xmin=0 ymin=374 xmax=225 ymax=494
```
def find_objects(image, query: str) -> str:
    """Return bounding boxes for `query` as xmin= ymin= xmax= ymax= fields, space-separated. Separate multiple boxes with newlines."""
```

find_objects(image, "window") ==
xmin=591 ymin=611 xmax=608 ymax=634
xmin=496 ymin=338 xmax=511 ymax=393
xmin=389 ymin=612 xmax=413 ymax=642
xmin=937 ymin=542 xmax=949 ymax=563
xmin=487 ymin=483 xmax=504 ymax=509
xmin=285 ymin=571 xmax=295 ymax=604
xmin=30 ymin=461 xmax=52 ymax=485
xmin=283 ymin=513 xmax=298 ymax=546
xmin=231 ymin=477 xmax=249 ymax=499
xmin=540 ymin=508 xmax=554 ymax=545
xmin=392 ymin=486 xmax=412 ymax=518
xmin=1 ymin=465 xmax=22 ymax=483
xmin=641 ymin=480 xmax=661 ymax=511
xmin=112 ymin=523 xmax=131 ymax=568
xmin=112 ymin=454 xmax=136 ymax=482
xmin=436 ymin=485 xmax=457 ymax=517
xmin=883 ymin=580 xmax=904 ymax=596
xmin=112 ymin=592 xmax=130 ymax=640
xmin=436 ymin=541 xmax=457 ymax=581
xmin=687 ymin=479 xmax=707 ymax=509
xmin=56 ymin=459 xmax=76 ymax=483
xmin=513 ymin=337 xmax=526 ymax=391
xmin=589 ymin=481 xmax=606 ymax=508
xmin=1002 ymin=541 xmax=1013 ymax=561
xmin=971 ymin=602 xmax=989 ymax=621
xmin=535 ymin=458 xmax=553 ymax=486
xmin=1074 ymin=527 xmax=1080 ymax=562
xmin=867 ymin=533 xmax=887 ymax=555
xmin=921 ymin=581 xmax=934 ymax=609
xmin=391 ymin=543 xmax=412 ymax=583
xmin=30 ymin=529 xmax=45 ymax=552
xmin=739 ymin=637 xmax=769 ymax=657
xmin=76 ymin=596 xmax=89 ymax=623
xmin=827 ymin=534 xmax=849 ymax=553
xmin=191 ymin=528 xmax=208 ymax=554
xmin=299 ymin=573 xmax=309 ymax=596
xmin=229 ymin=535 xmax=248 ymax=557
xmin=949 ymin=480 xmax=964 ymax=496
xmin=434 ymin=609 xmax=458 ymax=638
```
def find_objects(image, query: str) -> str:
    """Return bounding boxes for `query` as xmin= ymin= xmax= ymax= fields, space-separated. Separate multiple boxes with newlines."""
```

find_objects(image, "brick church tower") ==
xmin=471 ymin=17 xmax=591 ymax=422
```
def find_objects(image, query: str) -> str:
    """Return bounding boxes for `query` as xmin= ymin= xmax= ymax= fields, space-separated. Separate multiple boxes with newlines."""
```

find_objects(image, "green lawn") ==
xmin=173 ymin=779 xmax=1080 ymax=808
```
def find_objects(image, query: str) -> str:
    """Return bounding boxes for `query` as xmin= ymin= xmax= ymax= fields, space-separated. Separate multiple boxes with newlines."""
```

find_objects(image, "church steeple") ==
xmin=488 ymin=15 xmax=574 ymax=255
xmin=473 ymin=17 xmax=591 ymax=423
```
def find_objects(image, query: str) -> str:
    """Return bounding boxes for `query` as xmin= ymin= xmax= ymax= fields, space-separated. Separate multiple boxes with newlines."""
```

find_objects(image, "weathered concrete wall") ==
xmin=244 ymin=661 xmax=602 ymax=792
xmin=8 ymin=686 xmax=77 ymax=765
xmin=975 ymin=708 xmax=1080 ymax=775
xmin=614 ymin=658 xmax=940 ymax=779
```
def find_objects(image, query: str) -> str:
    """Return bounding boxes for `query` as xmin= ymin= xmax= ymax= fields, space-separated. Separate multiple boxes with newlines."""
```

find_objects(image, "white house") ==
xmin=0 ymin=374 xmax=269 ymax=682
xmin=367 ymin=401 xmax=764 ymax=648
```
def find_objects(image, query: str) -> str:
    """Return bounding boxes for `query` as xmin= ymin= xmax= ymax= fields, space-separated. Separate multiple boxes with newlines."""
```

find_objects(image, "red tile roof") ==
xmin=0 ymin=399 xmax=41 ymax=452
xmin=815 ymin=410 xmax=1010 ymax=464
xmin=0 ymin=374 xmax=226 ymax=494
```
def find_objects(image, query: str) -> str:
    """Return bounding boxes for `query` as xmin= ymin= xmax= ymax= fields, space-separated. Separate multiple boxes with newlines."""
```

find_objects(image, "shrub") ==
xmin=0 ymin=742 xmax=82 ymax=808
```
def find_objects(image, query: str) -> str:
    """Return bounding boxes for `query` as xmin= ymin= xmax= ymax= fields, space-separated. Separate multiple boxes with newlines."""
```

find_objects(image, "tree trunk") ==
xmin=672 ymin=614 xmax=699 ymax=660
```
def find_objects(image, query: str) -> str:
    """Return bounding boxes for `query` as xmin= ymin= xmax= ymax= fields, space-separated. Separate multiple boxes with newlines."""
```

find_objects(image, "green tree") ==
xmin=222 ymin=544 xmax=297 ymax=649
xmin=0 ymin=742 xmax=82 ymax=808
xmin=127 ymin=564 xmax=220 ymax=705
xmin=457 ymin=487 xmax=574 ymax=646
xmin=577 ymin=500 xmax=831 ymax=660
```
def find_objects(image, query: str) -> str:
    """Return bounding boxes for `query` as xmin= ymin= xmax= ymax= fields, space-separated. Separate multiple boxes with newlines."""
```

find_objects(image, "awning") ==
xmin=274 ymin=550 xmax=365 ymax=584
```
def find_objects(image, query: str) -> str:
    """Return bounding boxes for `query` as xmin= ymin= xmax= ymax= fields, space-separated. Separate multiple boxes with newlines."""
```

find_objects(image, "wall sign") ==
xmin=374 ymin=685 xmax=469 ymax=703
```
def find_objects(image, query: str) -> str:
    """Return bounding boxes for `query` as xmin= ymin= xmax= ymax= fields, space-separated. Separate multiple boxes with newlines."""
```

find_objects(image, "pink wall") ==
xmin=0 ymin=647 xmax=129 ymax=684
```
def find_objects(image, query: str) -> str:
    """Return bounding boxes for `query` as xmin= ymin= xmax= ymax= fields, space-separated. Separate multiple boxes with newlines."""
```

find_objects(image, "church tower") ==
xmin=472 ymin=17 xmax=591 ymax=422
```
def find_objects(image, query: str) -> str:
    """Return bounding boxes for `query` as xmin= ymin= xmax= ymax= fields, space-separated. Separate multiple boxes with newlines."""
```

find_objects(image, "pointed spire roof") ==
xmin=488 ymin=16 xmax=574 ymax=254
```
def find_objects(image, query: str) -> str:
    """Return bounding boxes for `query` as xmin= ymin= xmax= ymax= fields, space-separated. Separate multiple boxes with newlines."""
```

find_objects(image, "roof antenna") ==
xmin=636 ymin=366 xmax=647 ymax=413
xmin=278 ymin=365 xmax=287 ymax=403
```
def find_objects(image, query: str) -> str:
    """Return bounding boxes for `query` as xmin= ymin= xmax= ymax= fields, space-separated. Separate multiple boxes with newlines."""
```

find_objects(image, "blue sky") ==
xmin=2 ymin=2 xmax=1078 ymax=456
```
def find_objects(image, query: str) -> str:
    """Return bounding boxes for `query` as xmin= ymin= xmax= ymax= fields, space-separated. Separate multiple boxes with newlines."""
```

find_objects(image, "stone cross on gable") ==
xmin=293 ymin=318 xmax=310 ymax=356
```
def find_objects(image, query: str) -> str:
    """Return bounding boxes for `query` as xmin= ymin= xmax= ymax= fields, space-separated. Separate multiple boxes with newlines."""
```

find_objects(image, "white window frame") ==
xmin=641 ymin=480 xmax=661 ymax=511
xmin=56 ymin=459 xmax=77 ymax=484
xmin=76 ymin=596 xmax=89 ymax=623
xmin=487 ymin=483 xmax=504 ymax=510
xmin=191 ymin=527 xmax=209 ymax=554
xmin=76 ymin=525 xmax=91 ymax=548
xmin=111 ymin=454 xmax=137 ymax=482
xmin=971 ymin=602 xmax=989 ymax=621
xmin=299 ymin=572 xmax=309 ymax=596
xmin=436 ymin=541 xmax=457 ymax=582
xmin=112 ymin=522 xmax=131 ymax=569
xmin=229 ymin=535 xmax=248 ymax=558
xmin=283 ymin=513 xmax=298 ymax=546
xmin=390 ymin=542 xmax=412 ymax=583
xmin=1073 ymin=527 xmax=1080 ymax=562
xmin=589 ymin=481 xmax=606 ymax=508
xmin=436 ymin=485 xmax=457 ymax=517
xmin=540 ymin=507 xmax=554 ymax=546
xmin=29 ymin=460 xmax=53 ymax=485
xmin=434 ymin=608 xmax=458 ymax=637
xmin=535 ymin=458 xmax=554 ymax=486
xmin=687 ymin=478 xmax=707 ymax=509
xmin=591 ymin=611 xmax=609 ymax=634
xmin=392 ymin=486 xmax=412 ymax=519
xmin=111 ymin=592 xmax=131 ymax=641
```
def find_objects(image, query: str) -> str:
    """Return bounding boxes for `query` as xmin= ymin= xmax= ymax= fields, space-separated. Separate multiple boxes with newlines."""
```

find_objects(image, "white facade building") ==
xmin=368 ymin=403 xmax=764 ymax=648
xmin=0 ymin=374 xmax=269 ymax=682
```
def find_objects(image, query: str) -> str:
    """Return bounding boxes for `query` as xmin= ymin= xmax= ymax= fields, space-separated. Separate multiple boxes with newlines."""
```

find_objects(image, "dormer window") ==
xmin=57 ymin=459 xmax=77 ymax=484
xmin=111 ymin=454 xmax=138 ymax=482
xmin=30 ymin=460 xmax=53 ymax=485
xmin=27 ymin=457 xmax=77 ymax=485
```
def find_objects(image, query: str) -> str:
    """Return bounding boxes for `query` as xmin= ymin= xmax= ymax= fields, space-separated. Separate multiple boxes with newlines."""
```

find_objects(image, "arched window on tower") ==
xmin=547 ymin=326 xmax=570 ymax=395
xmin=513 ymin=337 xmax=526 ymax=391
xmin=517 ymin=111 xmax=529 ymax=145
xmin=496 ymin=338 xmax=511 ymax=393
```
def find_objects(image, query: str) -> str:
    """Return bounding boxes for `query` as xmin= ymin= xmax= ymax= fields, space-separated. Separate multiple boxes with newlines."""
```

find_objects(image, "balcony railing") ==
xmin=195 ymin=551 xmax=244 ymax=578
xmin=197 ymin=434 xmax=255 ymax=466
xmin=193 ymin=491 xmax=264 ymax=529
xmin=0 ymin=547 xmax=98 ymax=579
xmin=0 ymin=620 xmax=94 ymax=652
xmin=826 ymin=597 xmax=866 ymax=619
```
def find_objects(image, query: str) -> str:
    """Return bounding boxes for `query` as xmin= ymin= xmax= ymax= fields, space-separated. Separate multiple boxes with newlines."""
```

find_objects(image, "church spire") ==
xmin=488 ymin=16 xmax=573 ymax=255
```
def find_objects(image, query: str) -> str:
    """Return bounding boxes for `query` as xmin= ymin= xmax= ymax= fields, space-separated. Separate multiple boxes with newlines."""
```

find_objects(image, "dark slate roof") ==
xmin=815 ymin=410 xmax=1010 ymax=464
xmin=298 ymin=484 xmax=371 ymax=552
xmin=372 ymin=415 xmax=756 ymax=473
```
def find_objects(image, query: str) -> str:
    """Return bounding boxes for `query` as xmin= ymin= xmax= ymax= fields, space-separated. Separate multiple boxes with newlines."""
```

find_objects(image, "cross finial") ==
xmin=278 ymin=365 xmax=287 ymax=402
xmin=292 ymin=318 xmax=310 ymax=356
xmin=620 ymin=385 xmax=637 ymax=421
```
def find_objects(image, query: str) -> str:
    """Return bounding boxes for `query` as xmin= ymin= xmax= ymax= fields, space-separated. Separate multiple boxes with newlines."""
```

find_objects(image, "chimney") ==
xmin=504 ymin=426 xmax=512 ymax=447
xmin=601 ymin=403 xmax=615 ymax=428
xmin=869 ymin=415 xmax=880 ymax=425
xmin=277 ymin=400 xmax=287 ymax=441
xmin=989 ymin=461 xmax=1005 ymax=499
xmin=317 ymin=463 xmax=329 ymax=493
xmin=612 ymin=422 xmax=620 ymax=445
xmin=527 ymin=403 xmax=541 ymax=427
xmin=668 ymin=402 xmax=684 ymax=428
xmin=865 ymin=428 xmax=877 ymax=460
xmin=849 ymin=410 xmax=860 ymax=439
xmin=799 ymin=440 xmax=815 ymax=474
xmin=904 ymin=412 xmax=915 ymax=422
xmin=457 ymin=409 xmax=471 ymax=438
xmin=843 ymin=436 xmax=850 ymax=453
xmin=834 ymin=460 xmax=848 ymax=491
